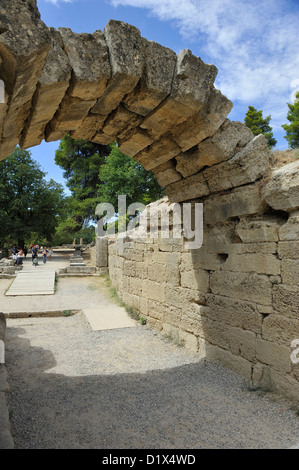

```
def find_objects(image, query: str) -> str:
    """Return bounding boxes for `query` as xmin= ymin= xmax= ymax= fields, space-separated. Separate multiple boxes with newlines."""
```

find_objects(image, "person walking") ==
xmin=12 ymin=244 xmax=18 ymax=264
xmin=48 ymin=247 xmax=53 ymax=261
xmin=42 ymin=247 xmax=48 ymax=264
xmin=32 ymin=245 xmax=38 ymax=265
xmin=23 ymin=246 xmax=28 ymax=258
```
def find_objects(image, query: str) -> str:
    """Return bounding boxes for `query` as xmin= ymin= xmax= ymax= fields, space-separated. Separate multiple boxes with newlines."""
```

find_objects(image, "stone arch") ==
xmin=0 ymin=0 xmax=272 ymax=206
xmin=2 ymin=0 xmax=299 ymax=405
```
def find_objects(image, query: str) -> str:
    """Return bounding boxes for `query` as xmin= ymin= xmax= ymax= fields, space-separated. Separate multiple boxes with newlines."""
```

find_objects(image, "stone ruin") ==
xmin=0 ymin=0 xmax=299 ymax=403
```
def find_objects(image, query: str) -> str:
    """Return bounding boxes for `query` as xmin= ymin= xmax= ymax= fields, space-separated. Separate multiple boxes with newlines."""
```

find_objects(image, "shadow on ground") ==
xmin=5 ymin=325 xmax=299 ymax=450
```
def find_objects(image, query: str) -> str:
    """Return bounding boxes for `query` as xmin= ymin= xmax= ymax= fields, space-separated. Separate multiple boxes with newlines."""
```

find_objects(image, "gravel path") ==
xmin=3 ymin=269 xmax=299 ymax=449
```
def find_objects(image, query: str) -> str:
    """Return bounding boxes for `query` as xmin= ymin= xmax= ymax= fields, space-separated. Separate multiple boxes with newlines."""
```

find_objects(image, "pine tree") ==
xmin=244 ymin=106 xmax=277 ymax=148
xmin=282 ymin=92 xmax=299 ymax=149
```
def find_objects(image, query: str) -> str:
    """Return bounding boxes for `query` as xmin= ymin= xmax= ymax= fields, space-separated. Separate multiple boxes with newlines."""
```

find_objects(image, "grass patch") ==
xmin=4 ymin=279 xmax=14 ymax=294
xmin=62 ymin=309 xmax=72 ymax=316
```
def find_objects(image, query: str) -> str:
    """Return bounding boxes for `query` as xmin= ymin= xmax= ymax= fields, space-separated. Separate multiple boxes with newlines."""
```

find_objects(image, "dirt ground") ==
xmin=2 ymin=251 xmax=299 ymax=449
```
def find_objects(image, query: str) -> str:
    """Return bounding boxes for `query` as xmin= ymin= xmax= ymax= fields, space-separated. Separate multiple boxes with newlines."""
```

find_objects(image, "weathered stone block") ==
xmin=124 ymin=39 xmax=177 ymax=117
xmin=91 ymin=20 xmax=144 ymax=116
xmin=210 ymin=270 xmax=272 ymax=305
xmin=140 ymin=50 xmax=218 ymax=140
xmin=256 ymin=338 xmax=291 ymax=373
xmin=59 ymin=28 xmax=110 ymax=101
xmin=142 ymin=279 xmax=165 ymax=302
xmin=262 ymin=161 xmax=299 ymax=212
xmin=45 ymin=95 xmax=97 ymax=142
xmin=0 ymin=0 xmax=51 ymax=158
xmin=134 ymin=134 xmax=181 ymax=171
xmin=252 ymin=363 xmax=299 ymax=403
xmin=221 ymin=252 xmax=280 ymax=276
xmin=166 ymin=172 xmax=210 ymax=203
xmin=95 ymin=237 xmax=108 ymax=268
xmin=203 ymin=134 xmax=270 ymax=193
xmin=171 ymin=88 xmax=233 ymax=152
xmin=21 ymin=28 xmax=72 ymax=149
xmin=3 ymin=266 xmax=15 ymax=274
xmin=205 ymin=293 xmax=263 ymax=333
xmin=281 ymin=259 xmax=299 ymax=286
xmin=204 ymin=184 xmax=267 ymax=224
xmin=162 ymin=323 xmax=199 ymax=352
xmin=180 ymin=268 xmax=209 ymax=291
xmin=102 ymin=104 xmax=142 ymax=140
xmin=129 ymin=277 xmax=143 ymax=296
xmin=164 ymin=286 xmax=206 ymax=310
xmin=279 ymin=211 xmax=299 ymax=241
xmin=262 ymin=314 xmax=299 ymax=346
xmin=153 ymin=160 xmax=182 ymax=186
xmin=204 ymin=342 xmax=253 ymax=381
xmin=181 ymin=251 xmax=223 ymax=271
xmin=278 ymin=241 xmax=299 ymax=259
xmin=147 ymin=299 xmax=181 ymax=325
xmin=175 ymin=120 xmax=253 ymax=178
xmin=273 ymin=284 xmax=299 ymax=318
xmin=236 ymin=216 xmax=282 ymax=243
xmin=70 ymin=113 xmax=107 ymax=140
xmin=45 ymin=28 xmax=111 ymax=141
xmin=118 ymin=127 xmax=154 ymax=156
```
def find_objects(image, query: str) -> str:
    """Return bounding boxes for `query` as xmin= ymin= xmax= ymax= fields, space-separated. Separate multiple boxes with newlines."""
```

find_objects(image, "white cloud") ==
xmin=45 ymin=0 xmax=75 ymax=4
xmin=109 ymin=0 xmax=299 ymax=145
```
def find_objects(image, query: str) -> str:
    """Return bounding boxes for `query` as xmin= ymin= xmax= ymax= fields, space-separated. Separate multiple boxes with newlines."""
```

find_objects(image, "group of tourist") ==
xmin=30 ymin=245 xmax=53 ymax=265
xmin=12 ymin=244 xmax=53 ymax=266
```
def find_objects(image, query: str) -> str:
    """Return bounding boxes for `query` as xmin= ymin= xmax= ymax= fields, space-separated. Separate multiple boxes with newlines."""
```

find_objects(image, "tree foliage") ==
xmin=55 ymin=136 xmax=164 ymax=232
xmin=282 ymin=91 xmax=299 ymax=149
xmin=244 ymin=106 xmax=277 ymax=148
xmin=55 ymin=135 xmax=111 ymax=225
xmin=0 ymin=147 xmax=66 ymax=248
xmin=98 ymin=143 xmax=164 ymax=209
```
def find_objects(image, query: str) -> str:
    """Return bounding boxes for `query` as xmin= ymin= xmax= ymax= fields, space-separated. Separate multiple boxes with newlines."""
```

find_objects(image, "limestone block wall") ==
xmin=0 ymin=312 xmax=14 ymax=449
xmin=106 ymin=153 xmax=299 ymax=404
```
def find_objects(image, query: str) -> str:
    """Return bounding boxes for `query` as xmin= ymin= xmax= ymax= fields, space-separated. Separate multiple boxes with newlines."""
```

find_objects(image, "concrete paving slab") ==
xmin=83 ymin=306 xmax=137 ymax=331
xmin=5 ymin=271 xmax=56 ymax=296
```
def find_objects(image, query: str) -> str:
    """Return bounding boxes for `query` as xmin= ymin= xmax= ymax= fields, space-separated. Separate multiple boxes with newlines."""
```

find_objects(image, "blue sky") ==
xmin=30 ymin=0 xmax=299 ymax=189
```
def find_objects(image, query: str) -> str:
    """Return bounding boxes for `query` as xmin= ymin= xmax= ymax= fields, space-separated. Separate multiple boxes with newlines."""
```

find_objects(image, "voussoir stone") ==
xmin=91 ymin=20 xmax=144 ymax=117
xmin=21 ymin=28 xmax=72 ymax=149
xmin=46 ymin=28 xmax=111 ymax=142
xmin=124 ymin=39 xmax=177 ymax=117
xmin=140 ymin=49 xmax=218 ymax=140
xmin=0 ymin=0 xmax=51 ymax=159
xmin=171 ymin=88 xmax=233 ymax=152
xmin=175 ymin=119 xmax=254 ymax=178
xmin=203 ymin=134 xmax=271 ymax=193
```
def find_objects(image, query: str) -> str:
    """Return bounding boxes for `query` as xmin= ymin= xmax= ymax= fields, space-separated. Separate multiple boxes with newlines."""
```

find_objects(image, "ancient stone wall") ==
xmin=106 ymin=151 xmax=299 ymax=404
xmin=1 ymin=1 xmax=299 ymax=404
xmin=0 ymin=313 xmax=14 ymax=448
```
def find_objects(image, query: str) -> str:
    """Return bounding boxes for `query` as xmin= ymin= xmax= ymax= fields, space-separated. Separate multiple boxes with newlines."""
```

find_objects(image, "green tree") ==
xmin=55 ymin=137 xmax=164 ymax=230
xmin=98 ymin=144 xmax=164 ymax=209
xmin=244 ymin=106 xmax=277 ymax=148
xmin=55 ymin=135 xmax=110 ymax=225
xmin=0 ymin=147 xmax=66 ymax=248
xmin=282 ymin=91 xmax=299 ymax=149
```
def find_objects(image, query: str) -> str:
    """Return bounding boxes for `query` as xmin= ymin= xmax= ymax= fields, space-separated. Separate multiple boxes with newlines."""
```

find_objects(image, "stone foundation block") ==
xmin=256 ymin=338 xmax=292 ymax=373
